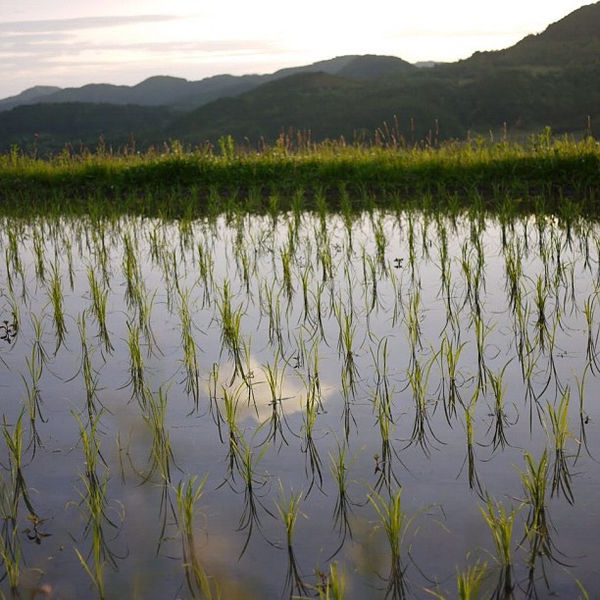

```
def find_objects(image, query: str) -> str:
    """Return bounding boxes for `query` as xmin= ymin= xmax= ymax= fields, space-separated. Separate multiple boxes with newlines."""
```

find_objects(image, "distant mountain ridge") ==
xmin=1 ymin=2 xmax=599 ymax=153
xmin=0 ymin=55 xmax=415 ymax=112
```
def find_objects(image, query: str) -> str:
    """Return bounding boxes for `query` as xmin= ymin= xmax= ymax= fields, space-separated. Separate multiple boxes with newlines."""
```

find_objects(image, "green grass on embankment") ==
xmin=0 ymin=131 xmax=599 ymax=219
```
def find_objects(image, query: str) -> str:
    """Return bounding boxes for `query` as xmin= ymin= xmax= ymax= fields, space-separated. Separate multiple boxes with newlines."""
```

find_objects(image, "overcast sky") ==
xmin=0 ymin=1 xmax=590 ymax=98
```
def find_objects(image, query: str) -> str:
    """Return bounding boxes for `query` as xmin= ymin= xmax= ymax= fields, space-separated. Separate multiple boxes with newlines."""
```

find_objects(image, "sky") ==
xmin=0 ymin=0 xmax=592 ymax=99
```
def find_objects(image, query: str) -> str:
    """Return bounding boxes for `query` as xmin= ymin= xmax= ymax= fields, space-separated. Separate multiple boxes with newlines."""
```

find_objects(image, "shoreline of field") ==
xmin=1 ymin=135 xmax=599 ymax=218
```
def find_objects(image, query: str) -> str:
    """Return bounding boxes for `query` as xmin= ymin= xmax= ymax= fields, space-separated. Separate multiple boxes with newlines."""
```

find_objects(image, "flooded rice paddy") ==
xmin=0 ymin=208 xmax=599 ymax=599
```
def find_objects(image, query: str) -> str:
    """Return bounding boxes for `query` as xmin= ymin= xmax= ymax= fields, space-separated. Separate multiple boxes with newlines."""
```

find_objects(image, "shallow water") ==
xmin=0 ymin=209 xmax=599 ymax=598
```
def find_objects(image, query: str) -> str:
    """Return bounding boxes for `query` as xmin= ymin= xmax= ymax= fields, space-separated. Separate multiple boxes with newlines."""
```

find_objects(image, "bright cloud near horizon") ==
xmin=0 ymin=0 xmax=591 ymax=98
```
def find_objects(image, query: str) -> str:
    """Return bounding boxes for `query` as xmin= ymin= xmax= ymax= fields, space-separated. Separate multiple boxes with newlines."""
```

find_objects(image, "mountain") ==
xmin=451 ymin=1 xmax=600 ymax=71
xmin=168 ymin=70 xmax=462 ymax=143
xmin=0 ymin=86 xmax=62 ymax=111
xmin=169 ymin=2 xmax=600 ymax=144
xmin=0 ymin=55 xmax=416 ymax=113
xmin=0 ymin=3 xmax=598 ymax=152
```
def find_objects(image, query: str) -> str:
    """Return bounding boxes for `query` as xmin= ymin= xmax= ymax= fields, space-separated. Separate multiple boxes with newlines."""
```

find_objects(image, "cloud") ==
xmin=0 ymin=38 xmax=281 ymax=66
xmin=0 ymin=14 xmax=178 ymax=34
xmin=386 ymin=28 xmax=519 ymax=39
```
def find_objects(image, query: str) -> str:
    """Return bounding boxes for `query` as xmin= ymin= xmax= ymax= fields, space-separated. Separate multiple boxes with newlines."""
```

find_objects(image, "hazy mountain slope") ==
xmin=0 ymin=54 xmax=417 ymax=113
xmin=0 ymin=86 xmax=62 ymax=111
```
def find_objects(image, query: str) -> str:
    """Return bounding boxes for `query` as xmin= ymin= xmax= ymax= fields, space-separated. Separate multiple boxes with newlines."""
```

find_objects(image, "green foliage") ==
xmin=0 ymin=132 xmax=598 ymax=219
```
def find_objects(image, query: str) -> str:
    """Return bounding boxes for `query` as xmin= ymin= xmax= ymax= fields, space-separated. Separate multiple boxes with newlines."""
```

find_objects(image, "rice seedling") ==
xmin=455 ymin=559 xmax=487 ymax=600
xmin=573 ymin=362 xmax=593 ymax=462
xmin=334 ymin=300 xmax=359 ymax=397
xmin=139 ymin=385 xmax=175 ymax=489
xmin=372 ymin=388 xmax=403 ymax=494
xmin=404 ymin=352 xmax=440 ymax=455
xmin=479 ymin=495 xmax=518 ymax=599
xmin=218 ymin=280 xmax=246 ymax=382
xmin=274 ymin=481 xmax=308 ymax=597
xmin=471 ymin=310 xmax=494 ymax=390
xmin=404 ymin=288 xmax=423 ymax=367
xmin=545 ymin=389 xmax=575 ymax=504
xmin=136 ymin=385 xmax=178 ymax=550
xmin=4 ymin=227 xmax=26 ymax=299
xmin=439 ymin=334 xmax=466 ymax=423
xmin=311 ymin=561 xmax=346 ymax=600
xmin=74 ymin=313 xmax=102 ymax=423
xmin=0 ymin=503 xmax=21 ymax=596
xmin=46 ymin=260 xmax=67 ymax=353
xmin=70 ymin=410 xmax=123 ymax=600
xmin=517 ymin=448 xmax=563 ymax=597
xmin=219 ymin=384 xmax=242 ymax=477
xmin=121 ymin=230 xmax=142 ymax=309
xmin=231 ymin=432 xmax=274 ymax=558
xmin=177 ymin=287 xmax=201 ymax=410
xmin=279 ymin=245 xmax=294 ymax=303
xmin=503 ymin=237 xmax=524 ymax=314
xmin=87 ymin=265 xmax=113 ymax=354
xmin=328 ymin=442 xmax=354 ymax=557
xmin=32 ymin=227 xmax=46 ymax=284
xmin=123 ymin=319 xmax=145 ymax=404
xmin=367 ymin=487 xmax=414 ymax=599
xmin=458 ymin=384 xmax=483 ymax=496
xmin=582 ymin=294 xmax=600 ymax=374
xmin=260 ymin=349 xmax=293 ymax=448
xmin=1 ymin=410 xmax=38 ymax=519
xmin=485 ymin=361 xmax=516 ymax=451
xmin=299 ymin=363 xmax=324 ymax=497
xmin=174 ymin=474 xmax=221 ymax=599
xmin=20 ymin=342 xmax=46 ymax=442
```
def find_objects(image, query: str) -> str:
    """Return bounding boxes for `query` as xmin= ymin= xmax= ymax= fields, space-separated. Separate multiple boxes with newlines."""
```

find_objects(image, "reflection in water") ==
xmin=0 ymin=211 xmax=599 ymax=597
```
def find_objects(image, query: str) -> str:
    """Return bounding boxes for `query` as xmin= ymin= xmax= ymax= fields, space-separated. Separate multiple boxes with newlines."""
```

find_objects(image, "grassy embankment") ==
xmin=0 ymin=131 xmax=599 ymax=218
